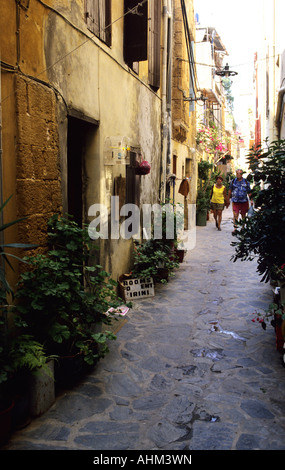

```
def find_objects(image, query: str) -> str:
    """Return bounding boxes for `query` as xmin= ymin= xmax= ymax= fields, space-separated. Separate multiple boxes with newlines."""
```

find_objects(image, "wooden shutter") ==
xmin=124 ymin=0 xmax=148 ymax=64
xmin=148 ymin=0 xmax=161 ymax=89
xmin=126 ymin=152 xmax=140 ymax=206
xmin=86 ymin=0 xmax=100 ymax=36
xmin=104 ymin=0 xmax=112 ymax=46
xmin=86 ymin=0 xmax=111 ymax=46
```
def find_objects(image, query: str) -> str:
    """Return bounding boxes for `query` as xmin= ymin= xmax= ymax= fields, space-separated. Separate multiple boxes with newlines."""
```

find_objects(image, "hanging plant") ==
xmin=196 ymin=122 xmax=228 ymax=160
xmin=135 ymin=160 xmax=151 ymax=175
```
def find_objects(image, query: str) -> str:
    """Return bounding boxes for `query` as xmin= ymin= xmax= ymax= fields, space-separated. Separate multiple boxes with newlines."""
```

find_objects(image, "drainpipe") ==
xmin=0 ymin=55 xmax=3 ymax=230
xmin=166 ymin=0 xmax=173 ymax=200
xmin=275 ymin=86 xmax=285 ymax=138
xmin=160 ymin=0 xmax=172 ymax=203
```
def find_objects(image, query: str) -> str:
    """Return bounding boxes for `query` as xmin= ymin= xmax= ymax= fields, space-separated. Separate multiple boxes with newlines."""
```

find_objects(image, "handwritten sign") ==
xmin=120 ymin=277 xmax=155 ymax=300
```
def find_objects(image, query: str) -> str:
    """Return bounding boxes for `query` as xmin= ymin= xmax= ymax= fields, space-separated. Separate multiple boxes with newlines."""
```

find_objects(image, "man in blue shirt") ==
xmin=228 ymin=169 xmax=252 ymax=233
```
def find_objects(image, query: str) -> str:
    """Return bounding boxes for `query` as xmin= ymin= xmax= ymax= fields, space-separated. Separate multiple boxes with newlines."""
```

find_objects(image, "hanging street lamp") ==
xmin=215 ymin=63 xmax=238 ymax=77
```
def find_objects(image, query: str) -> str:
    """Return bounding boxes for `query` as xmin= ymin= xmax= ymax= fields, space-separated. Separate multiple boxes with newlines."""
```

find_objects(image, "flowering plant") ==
xmin=196 ymin=123 xmax=229 ymax=161
xmin=251 ymin=302 xmax=285 ymax=330
xmin=275 ymin=263 xmax=285 ymax=281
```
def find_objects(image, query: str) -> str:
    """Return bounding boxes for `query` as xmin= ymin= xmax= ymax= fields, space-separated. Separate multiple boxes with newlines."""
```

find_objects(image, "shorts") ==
xmin=232 ymin=201 xmax=249 ymax=216
xmin=210 ymin=202 xmax=224 ymax=211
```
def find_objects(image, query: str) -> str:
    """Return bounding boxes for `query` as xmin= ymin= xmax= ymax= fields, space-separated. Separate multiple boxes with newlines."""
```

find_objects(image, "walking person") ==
xmin=210 ymin=175 xmax=229 ymax=231
xmin=228 ymin=169 xmax=252 ymax=234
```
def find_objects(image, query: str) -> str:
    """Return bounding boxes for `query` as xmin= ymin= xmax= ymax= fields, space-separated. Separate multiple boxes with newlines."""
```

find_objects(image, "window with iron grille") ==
xmin=85 ymin=0 xmax=112 ymax=46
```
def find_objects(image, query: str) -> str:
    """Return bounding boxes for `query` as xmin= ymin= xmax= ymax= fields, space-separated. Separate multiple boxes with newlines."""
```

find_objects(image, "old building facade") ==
xmin=254 ymin=0 xmax=285 ymax=144
xmin=195 ymin=23 xmax=238 ymax=175
xmin=169 ymin=0 xmax=197 ymax=233
xmin=1 ymin=0 xmax=189 ymax=285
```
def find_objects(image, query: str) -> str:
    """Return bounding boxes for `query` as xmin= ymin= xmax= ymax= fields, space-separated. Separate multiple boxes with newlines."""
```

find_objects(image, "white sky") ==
xmin=193 ymin=0 xmax=262 ymax=125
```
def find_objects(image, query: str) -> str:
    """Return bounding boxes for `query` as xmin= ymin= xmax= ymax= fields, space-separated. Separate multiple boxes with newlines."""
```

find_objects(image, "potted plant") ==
xmin=131 ymin=202 xmax=181 ymax=283
xmin=9 ymin=334 xmax=55 ymax=423
xmin=275 ymin=263 xmax=285 ymax=305
xmin=132 ymin=238 xmax=179 ymax=284
xmin=196 ymin=161 xmax=213 ymax=226
xmin=0 ymin=196 xmax=36 ymax=442
xmin=0 ymin=303 xmax=15 ymax=445
xmin=14 ymin=215 xmax=122 ymax=386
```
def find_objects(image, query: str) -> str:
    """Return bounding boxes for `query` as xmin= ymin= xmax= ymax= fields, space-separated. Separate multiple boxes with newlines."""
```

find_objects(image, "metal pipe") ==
xmin=160 ymin=0 xmax=172 ymax=203
xmin=275 ymin=86 xmax=285 ymax=135
xmin=0 ymin=54 xmax=3 ymax=222
xmin=160 ymin=1 xmax=169 ymax=202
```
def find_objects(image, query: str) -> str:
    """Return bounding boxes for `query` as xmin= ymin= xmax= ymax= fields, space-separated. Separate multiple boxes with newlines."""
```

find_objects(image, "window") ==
xmin=148 ymin=0 xmax=161 ymax=90
xmin=124 ymin=0 xmax=161 ymax=89
xmin=172 ymin=155 xmax=177 ymax=175
xmin=124 ymin=0 xmax=148 ymax=65
xmin=85 ymin=0 xmax=112 ymax=46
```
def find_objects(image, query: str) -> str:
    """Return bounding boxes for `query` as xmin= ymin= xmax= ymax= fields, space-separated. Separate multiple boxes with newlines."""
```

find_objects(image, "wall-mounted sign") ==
xmin=104 ymin=136 xmax=131 ymax=165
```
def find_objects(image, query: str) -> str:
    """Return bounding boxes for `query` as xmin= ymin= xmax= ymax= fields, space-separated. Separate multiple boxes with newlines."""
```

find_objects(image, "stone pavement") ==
xmin=3 ymin=207 xmax=285 ymax=451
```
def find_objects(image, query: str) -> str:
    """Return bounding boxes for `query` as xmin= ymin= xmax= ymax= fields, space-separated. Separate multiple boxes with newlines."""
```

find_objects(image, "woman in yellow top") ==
xmin=210 ymin=175 xmax=229 ymax=231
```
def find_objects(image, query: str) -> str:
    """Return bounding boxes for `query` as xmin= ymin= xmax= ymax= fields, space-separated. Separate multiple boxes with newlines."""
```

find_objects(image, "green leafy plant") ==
xmin=196 ymin=161 xmax=214 ymax=212
xmin=132 ymin=239 xmax=179 ymax=283
xmin=231 ymin=139 xmax=285 ymax=282
xmin=196 ymin=188 xmax=210 ymax=212
xmin=0 ymin=196 xmax=39 ymax=410
xmin=222 ymin=78 xmax=235 ymax=114
xmin=131 ymin=203 xmax=181 ymax=283
xmin=9 ymin=335 xmax=54 ymax=377
xmin=0 ymin=195 xmax=35 ymax=296
xmin=14 ymin=214 xmax=123 ymax=365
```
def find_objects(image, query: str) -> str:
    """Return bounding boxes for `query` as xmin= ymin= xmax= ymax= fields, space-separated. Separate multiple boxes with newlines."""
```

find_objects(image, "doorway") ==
xmin=67 ymin=115 xmax=98 ymax=226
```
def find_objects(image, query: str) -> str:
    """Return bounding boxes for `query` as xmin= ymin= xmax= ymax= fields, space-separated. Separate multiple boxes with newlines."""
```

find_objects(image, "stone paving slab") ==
xmin=3 ymin=208 xmax=285 ymax=451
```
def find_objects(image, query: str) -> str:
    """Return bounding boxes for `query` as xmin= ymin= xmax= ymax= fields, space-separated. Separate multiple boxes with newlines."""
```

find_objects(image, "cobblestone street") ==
xmin=4 ymin=207 xmax=285 ymax=452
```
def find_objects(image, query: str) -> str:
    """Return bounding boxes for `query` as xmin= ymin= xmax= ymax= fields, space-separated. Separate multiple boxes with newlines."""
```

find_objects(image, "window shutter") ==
xmin=148 ymin=0 xmax=161 ymax=89
xmin=124 ymin=0 xmax=148 ymax=64
xmin=85 ymin=0 xmax=111 ymax=46
xmin=126 ymin=152 xmax=140 ymax=206
xmin=86 ymin=0 xmax=100 ymax=36
xmin=104 ymin=0 xmax=112 ymax=46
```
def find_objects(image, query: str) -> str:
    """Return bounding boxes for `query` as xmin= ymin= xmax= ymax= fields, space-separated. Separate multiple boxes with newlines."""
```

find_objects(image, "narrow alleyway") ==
xmin=4 ymin=207 xmax=285 ymax=452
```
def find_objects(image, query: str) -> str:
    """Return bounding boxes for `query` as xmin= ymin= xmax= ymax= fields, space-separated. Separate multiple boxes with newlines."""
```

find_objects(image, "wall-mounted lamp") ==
xmin=215 ymin=63 xmax=238 ymax=77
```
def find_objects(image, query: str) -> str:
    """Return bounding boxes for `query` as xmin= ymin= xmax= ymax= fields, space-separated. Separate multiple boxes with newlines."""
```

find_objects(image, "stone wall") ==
xmin=15 ymin=75 xmax=62 ymax=249
xmin=172 ymin=2 xmax=189 ymax=142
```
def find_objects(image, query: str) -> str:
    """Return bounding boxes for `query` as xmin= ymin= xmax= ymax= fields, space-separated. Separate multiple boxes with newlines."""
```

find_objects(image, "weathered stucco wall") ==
xmin=43 ymin=1 xmax=163 ymax=279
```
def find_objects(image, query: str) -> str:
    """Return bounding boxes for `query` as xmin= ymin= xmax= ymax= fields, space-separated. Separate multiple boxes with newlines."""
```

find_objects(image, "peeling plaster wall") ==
xmin=94 ymin=52 xmax=162 ymax=278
